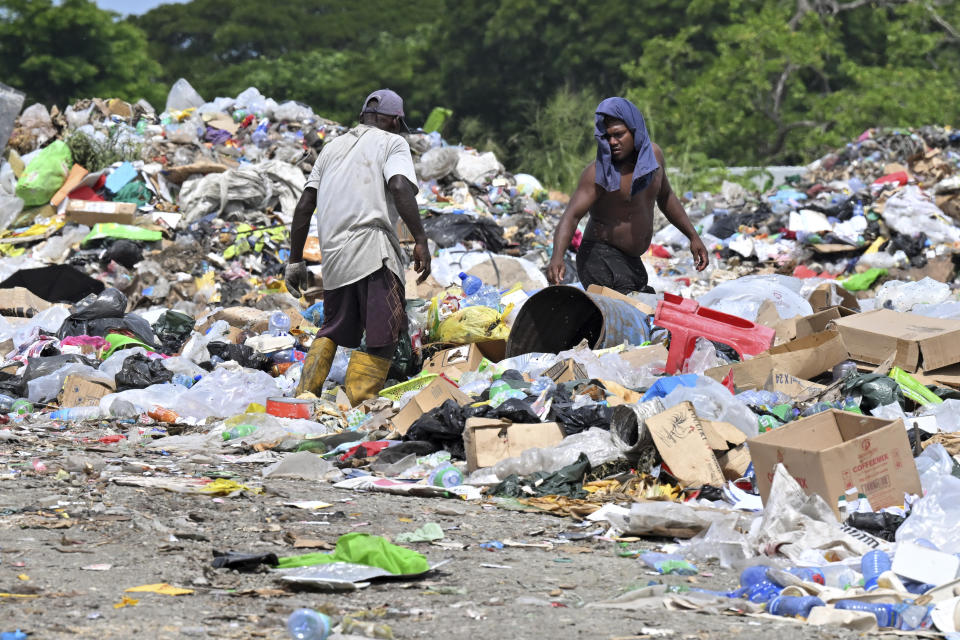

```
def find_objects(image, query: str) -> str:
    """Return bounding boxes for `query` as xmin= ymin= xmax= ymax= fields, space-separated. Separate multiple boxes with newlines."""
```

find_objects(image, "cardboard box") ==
xmin=0 ymin=287 xmax=53 ymax=318
xmin=705 ymin=330 xmax=847 ymax=391
xmin=748 ymin=410 xmax=921 ymax=520
xmin=646 ymin=402 xmax=725 ymax=487
xmin=793 ymin=306 xmax=857 ymax=340
xmin=463 ymin=417 xmax=565 ymax=472
xmin=835 ymin=309 xmax=960 ymax=373
xmin=64 ymin=199 xmax=137 ymax=226
xmin=59 ymin=374 xmax=115 ymax=408
xmin=586 ymin=284 xmax=655 ymax=315
xmin=544 ymin=358 xmax=588 ymax=384
xmin=717 ymin=443 xmax=752 ymax=481
xmin=807 ymin=281 xmax=860 ymax=313
xmin=391 ymin=376 xmax=473 ymax=435
xmin=767 ymin=370 xmax=825 ymax=397
xmin=423 ymin=344 xmax=485 ymax=381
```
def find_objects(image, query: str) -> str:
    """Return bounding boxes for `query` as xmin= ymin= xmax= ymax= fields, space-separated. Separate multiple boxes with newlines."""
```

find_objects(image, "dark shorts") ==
xmin=576 ymin=240 xmax=655 ymax=295
xmin=317 ymin=266 xmax=407 ymax=348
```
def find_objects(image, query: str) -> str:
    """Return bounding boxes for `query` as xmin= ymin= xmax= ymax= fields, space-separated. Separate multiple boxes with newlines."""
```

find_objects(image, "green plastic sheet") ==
xmin=276 ymin=533 xmax=429 ymax=574
xmin=83 ymin=223 xmax=162 ymax=245
xmin=16 ymin=140 xmax=72 ymax=206
xmin=842 ymin=268 xmax=887 ymax=291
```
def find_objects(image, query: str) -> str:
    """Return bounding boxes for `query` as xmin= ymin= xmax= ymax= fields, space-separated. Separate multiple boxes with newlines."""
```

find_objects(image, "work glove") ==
xmin=285 ymin=261 xmax=308 ymax=298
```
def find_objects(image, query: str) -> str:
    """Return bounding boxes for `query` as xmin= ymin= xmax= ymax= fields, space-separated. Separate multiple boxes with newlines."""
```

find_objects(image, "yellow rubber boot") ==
xmin=344 ymin=351 xmax=392 ymax=406
xmin=296 ymin=337 xmax=337 ymax=396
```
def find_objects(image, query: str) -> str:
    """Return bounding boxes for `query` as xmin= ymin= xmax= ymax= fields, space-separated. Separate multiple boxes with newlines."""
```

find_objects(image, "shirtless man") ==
xmin=547 ymin=97 xmax=708 ymax=293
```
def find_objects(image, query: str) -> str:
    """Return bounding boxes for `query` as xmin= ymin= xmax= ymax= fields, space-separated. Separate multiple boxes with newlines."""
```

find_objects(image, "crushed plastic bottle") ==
xmin=222 ymin=424 xmax=258 ymax=441
xmin=834 ymin=600 xmax=901 ymax=628
xmin=767 ymin=595 xmax=825 ymax=618
xmin=287 ymin=608 xmax=330 ymax=640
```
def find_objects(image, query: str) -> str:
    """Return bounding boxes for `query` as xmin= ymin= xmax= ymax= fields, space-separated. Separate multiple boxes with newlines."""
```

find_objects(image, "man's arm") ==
xmin=653 ymin=145 xmax=708 ymax=271
xmin=289 ymin=187 xmax=317 ymax=263
xmin=547 ymin=163 xmax=598 ymax=284
xmin=388 ymin=175 xmax=431 ymax=284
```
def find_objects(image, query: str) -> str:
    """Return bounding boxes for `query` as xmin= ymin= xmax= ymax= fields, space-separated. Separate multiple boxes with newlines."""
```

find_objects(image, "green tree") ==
xmin=623 ymin=0 xmax=960 ymax=165
xmin=0 ymin=0 xmax=163 ymax=107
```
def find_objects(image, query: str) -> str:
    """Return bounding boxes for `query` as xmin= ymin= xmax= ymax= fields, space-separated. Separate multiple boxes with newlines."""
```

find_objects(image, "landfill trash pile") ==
xmin=2 ymin=79 xmax=960 ymax=638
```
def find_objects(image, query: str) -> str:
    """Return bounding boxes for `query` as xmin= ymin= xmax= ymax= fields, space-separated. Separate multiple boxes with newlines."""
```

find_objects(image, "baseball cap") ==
xmin=360 ymin=88 xmax=410 ymax=133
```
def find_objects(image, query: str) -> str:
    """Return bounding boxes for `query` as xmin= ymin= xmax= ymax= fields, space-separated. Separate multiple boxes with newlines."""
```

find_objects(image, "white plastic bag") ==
xmin=895 ymin=474 xmax=960 ymax=554
xmin=165 ymin=78 xmax=205 ymax=113
xmin=882 ymin=185 xmax=960 ymax=244
xmin=875 ymin=278 xmax=951 ymax=312
xmin=696 ymin=274 xmax=812 ymax=321
xmin=661 ymin=376 xmax=758 ymax=438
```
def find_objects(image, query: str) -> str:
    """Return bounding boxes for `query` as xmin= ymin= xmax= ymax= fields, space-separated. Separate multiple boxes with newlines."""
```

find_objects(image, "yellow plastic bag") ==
xmin=435 ymin=305 xmax=511 ymax=344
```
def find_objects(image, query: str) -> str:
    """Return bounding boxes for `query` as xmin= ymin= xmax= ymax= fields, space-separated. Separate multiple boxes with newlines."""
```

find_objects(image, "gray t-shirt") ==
xmin=305 ymin=125 xmax=418 ymax=290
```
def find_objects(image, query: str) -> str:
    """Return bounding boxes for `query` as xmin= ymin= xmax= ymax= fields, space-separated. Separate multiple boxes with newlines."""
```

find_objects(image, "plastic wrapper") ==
xmin=875 ymin=278 xmax=951 ymax=312
xmin=917 ymin=398 xmax=960 ymax=432
xmin=895 ymin=474 xmax=960 ymax=554
xmin=15 ymin=140 xmax=72 ymax=206
xmin=696 ymin=274 xmax=812 ymax=321
xmin=681 ymin=337 xmax=725 ymax=374
xmin=660 ymin=376 xmax=759 ymax=438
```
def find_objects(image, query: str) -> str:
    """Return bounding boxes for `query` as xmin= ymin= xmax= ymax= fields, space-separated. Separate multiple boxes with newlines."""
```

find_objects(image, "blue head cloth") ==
xmin=594 ymin=97 xmax=659 ymax=196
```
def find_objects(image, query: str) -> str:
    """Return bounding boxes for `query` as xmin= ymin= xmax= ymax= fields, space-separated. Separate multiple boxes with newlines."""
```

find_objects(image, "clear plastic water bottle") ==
xmin=50 ymin=406 xmax=100 ymax=421
xmin=767 ymin=595 xmax=825 ymax=618
xmin=0 ymin=393 xmax=15 ymax=412
xmin=897 ymin=603 xmax=932 ymax=630
xmin=861 ymin=550 xmax=891 ymax=591
xmin=458 ymin=271 xmax=482 ymax=295
xmin=172 ymin=374 xmax=196 ymax=388
xmin=251 ymin=118 xmax=270 ymax=147
xmin=466 ymin=285 xmax=501 ymax=309
xmin=269 ymin=311 xmax=291 ymax=336
xmin=287 ymin=608 xmax=331 ymax=640
xmin=834 ymin=600 xmax=901 ymax=628
xmin=222 ymin=424 xmax=257 ymax=441
xmin=787 ymin=567 xmax=825 ymax=585
xmin=818 ymin=564 xmax=859 ymax=589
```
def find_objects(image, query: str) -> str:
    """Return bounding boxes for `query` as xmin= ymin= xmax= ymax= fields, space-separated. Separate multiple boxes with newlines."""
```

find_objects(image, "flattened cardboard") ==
xmin=391 ymin=376 xmax=473 ymax=435
xmin=544 ymin=358 xmax=588 ymax=384
xmin=768 ymin=370 xmax=826 ymax=396
xmin=835 ymin=309 xmax=960 ymax=373
xmin=65 ymin=199 xmax=137 ymax=226
xmin=0 ymin=287 xmax=53 ymax=317
xmin=756 ymin=299 xmax=798 ymax=345
xmin=705 ymin=330 xmax=848 ymax=391
xmin=747 ymin=410 xmax=921 ymax=520
xmin=463 ymin=417 xmax=565 ymax=472
xmin=586 ymin=284 xmax=655 ymax=315
xmin=620 ymin=344 xmax=669 ymax=370
xmin=646 ymin=402 xmax=725 ymax=487
xmin=423 ymin=344 xmax=485 ymax=381
xmin=700 ymin=419 xmax=747 ymax=451
xmin=59 ymin=374 xmax=115 ymax=408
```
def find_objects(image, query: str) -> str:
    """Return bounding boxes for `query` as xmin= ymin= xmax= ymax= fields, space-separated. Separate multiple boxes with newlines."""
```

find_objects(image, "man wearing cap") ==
xmin=285 ymin=89 xmax=431 ymax=405
xmin=547 ymin=97 xmax=708 ymax=294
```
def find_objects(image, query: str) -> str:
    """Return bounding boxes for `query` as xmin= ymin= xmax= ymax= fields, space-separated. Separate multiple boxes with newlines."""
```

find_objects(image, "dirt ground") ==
xmin=1 ymin=423 xmax=873 ymax=640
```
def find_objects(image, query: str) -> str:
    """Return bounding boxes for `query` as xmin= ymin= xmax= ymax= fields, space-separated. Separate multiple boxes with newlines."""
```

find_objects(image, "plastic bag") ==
xmin=894 ymin=474 xmax=960 ymax=554
xmin=875 ymin=278 xmax=951 ymax=312
xmin=165 ymin=78 xmax=205 ymax=113
xmin=661 ymin=376 xmax=759 ymax=438
xmin=417 ymin=147 xmax=460 ymax=181
xmin=917 ymin=398 xmax=960 ymax=432
xmin=0 ymin=83 xmax=25 ymax=153
xmin=272 ymin=100 xmax=314 ymax=122
xmin=454 ymin=150 xmax=501 ymax=185
xmin=913 ymin=443 xmax=955 ymax=493
xmin=0 ymin=192 xmax=23 ymax=232
xmin=490 ymin=428 xmax=623 ymax=480
xmin=882 ymin=185 xmax=960 ymax=244
xmin=152 ymin=310 xmax=194 ymax=354
xmin=696 ymin=274 xmax=812 ymax=321
xmin=423 ymin=214 xmax=505 ymax=252
xmin=15 ymin=140 xmax=71 ymax=206
xmin=435 ymin=305 xmax=510 ymax=344
xmin=17 ymin=103 xmax=56 ymax=148
xmin=114 ymin=353 xmax=173 ymax=391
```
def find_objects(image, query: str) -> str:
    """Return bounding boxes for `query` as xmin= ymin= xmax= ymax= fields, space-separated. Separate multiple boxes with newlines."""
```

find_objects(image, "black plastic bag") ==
xmin=57 ymin=288 xmax=160 ymax=349
xmin=423 ymin=214 xmax=505 ymax=252
xmin=101 ymin=239 xmax=143 ymax=269
xmin=843 ymin=374 xmax=903 ymax=412
xmin=211 ymin=551 xmax=279 ymax=571
xmin=206 ymin=342 xmax=271 ymax=370
xmin=114 ymin=353 xmax=173 ymax=391
xmin=549 ymin=403 xmax=613 ymax=435
xmin=403 ymin=399 xmax=469 ymax=458
xmin=152 ymin=310 xmax=194 ymax=355
xmin=374 ymin=441 xmax=438 ymax=464
xmin=844 ymin=512 xmax=905 ymax=542
xmin=492 ymin=398 xmax=539 ymax=423
xmin=21 ymin=354 xmax=95 ymax=382
xmin=0 ymin=371 xmax=25 ymax=398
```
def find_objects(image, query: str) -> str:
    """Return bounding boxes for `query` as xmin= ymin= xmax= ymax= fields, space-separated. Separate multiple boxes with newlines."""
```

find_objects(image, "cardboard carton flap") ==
xmin=835 ymin=310 xmax=960 ymax=372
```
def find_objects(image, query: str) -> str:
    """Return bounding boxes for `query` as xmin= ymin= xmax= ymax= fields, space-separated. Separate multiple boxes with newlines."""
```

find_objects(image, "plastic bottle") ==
xmin=222 ymin=424 xmax=257 ymax=441
xmin=834 ymin=600 xmax=901 ymax=628
xmin=50 ymin=406 xmax=100 ymax=421
xmin=897 ymin=603 xmax=932 ymax=630
xmin=767 ymin=595 xmax=825 ymax=618
xmin=0 ymin=393 xmax=14 ymax=411
xmin=861 ymin=550 xmax=891 ymax=591
xmin=853 ymin=199 xmax=864 ymax=217
xmin=251 ymin=118 xmax=270 ymax=147
xmin=269 ymin=311 xmax=291 ymax=336
xmin=10 ymin=399 xmax=32 ymax=415
xmin=818 ymin=564 xmax=859 ymax=589
xmin=428 ymin=464 xmax=464 ymax=488
xmin=735 ymin=565 xmax=780 ymax=603
xmin=286 ymin=608 xmax=331 ymax=640
xmin=458 ymin=271 xmax=482 ymax=296
xmin=172 ymin=374 xmax=196 ymax=388
xmin=787 ymin=567 xmax=825 ymax=585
